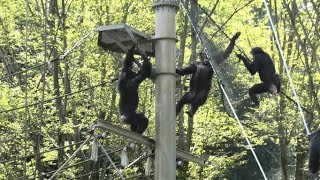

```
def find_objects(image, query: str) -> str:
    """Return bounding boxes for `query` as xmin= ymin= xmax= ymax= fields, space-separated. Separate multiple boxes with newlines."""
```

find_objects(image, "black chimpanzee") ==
xmin=118 ymin=45 xmax=151 ymax=134
xmin=176 ymin=52 xmax=214 ymax=117
xmin=236 ymin=47 xmax=281 ymax=107
xmin=175 ymin=32 xmax=241 ymax=117
xmin=309 ymin=130 xmax=320 ymax=174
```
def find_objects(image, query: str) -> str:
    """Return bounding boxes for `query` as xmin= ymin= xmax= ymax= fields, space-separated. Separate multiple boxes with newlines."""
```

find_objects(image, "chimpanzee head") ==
xmin=250 ymin=47 xmax=265 ymax=55
xmin=199 ymin=52 xmax=209 ymax=63
xmin=125 ymin=60 xmax=134 ymax=70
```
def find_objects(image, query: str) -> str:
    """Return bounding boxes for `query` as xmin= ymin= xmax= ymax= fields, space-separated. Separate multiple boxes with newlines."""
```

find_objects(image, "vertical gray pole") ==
xmin=152 ymin=1 xmax=179 ymax=180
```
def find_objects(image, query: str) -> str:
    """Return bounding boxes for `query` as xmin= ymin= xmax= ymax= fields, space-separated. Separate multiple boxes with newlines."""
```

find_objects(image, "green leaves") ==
xmin=0 ymin=0 xmax=319 ymax=179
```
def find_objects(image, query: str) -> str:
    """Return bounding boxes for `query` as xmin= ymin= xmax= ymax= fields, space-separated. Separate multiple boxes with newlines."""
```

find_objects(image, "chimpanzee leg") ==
xmin=130 ymin=119 xmax=138 ymax=132
xmin=188 ymin=90 xmax=209 ymax=117
xmin=119 ymin=111 xmax=135 ymax=125
xmin=309 ymin=131 xmax=320 ymax=174
xmin=249 ymin=83 xmax=269 ymax=106
xmin=131 ymin=113 xmax=149 ymax=134
xmin=274 ymin=75 xmax=281 ymax=93
xmin=176 ymin=91 xmax=196 ymax=116
xmin=309 ymin=145 xmax=320 ymax=174
xmin=120 ymin=111 xmax=141 ymax=133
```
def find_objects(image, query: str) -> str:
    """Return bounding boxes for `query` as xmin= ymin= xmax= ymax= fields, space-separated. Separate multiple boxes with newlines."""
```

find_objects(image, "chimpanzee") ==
xmin=309 ymin=130 xmax=320 ymax=174
xmin=236 ymin=47 xmax=281 ymax=107
xmin=176 ymin=52 xmax=213 ymax=117
xmin=118 ymin=46 xmax=151 ymax=134
xmin=176 ymin=32 xmax=241 ymax=117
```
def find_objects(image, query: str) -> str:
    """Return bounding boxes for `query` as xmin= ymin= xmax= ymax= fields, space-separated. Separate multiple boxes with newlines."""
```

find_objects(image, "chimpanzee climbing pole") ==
xmin=152 ymin=0 xmax=179 ymax=179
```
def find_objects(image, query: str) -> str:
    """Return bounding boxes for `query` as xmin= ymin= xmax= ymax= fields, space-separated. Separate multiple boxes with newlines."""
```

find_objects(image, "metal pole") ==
xmin=152 ymin=1 xmax=179 ymax=179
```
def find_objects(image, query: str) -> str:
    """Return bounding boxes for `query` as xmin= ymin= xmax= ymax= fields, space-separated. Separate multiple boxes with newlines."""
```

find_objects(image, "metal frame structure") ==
xmin=96 ymin=120 xmax=206 ymax=165
xmin=98 ymin=24 xmax=154 ymax=56
xmin=152 ymin=1 xmax=180 ymax=179
xmin=97 ymin=2 xmax=206 ymax=178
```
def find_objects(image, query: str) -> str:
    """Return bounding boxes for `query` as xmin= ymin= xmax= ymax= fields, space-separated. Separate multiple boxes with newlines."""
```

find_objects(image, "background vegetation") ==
xmin=0 ymin=0 xmax=319 ymax=179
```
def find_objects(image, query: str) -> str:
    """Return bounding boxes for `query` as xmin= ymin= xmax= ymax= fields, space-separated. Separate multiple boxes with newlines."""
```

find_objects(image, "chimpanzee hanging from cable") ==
xmin=118 ymin=45 xmax=151 ymax=134
xmin=176 ymin=32 xmax=241 ymax=117
xmin=236 ymin=47 xmax=281 ymax=107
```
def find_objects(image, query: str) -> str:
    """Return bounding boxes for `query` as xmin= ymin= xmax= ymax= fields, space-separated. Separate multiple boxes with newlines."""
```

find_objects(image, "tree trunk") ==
xmin=284 ymin=0 xmax=320 ymax=113
xmin=49 ymin=0 xmax=66 ymax=167
xmin=177 ymin=0 xmax=189 ymax=151
xmin=283 ymin=2 xmax=319 ymax=179
xmin=275 ymin=2 xmax=289 ymax=177
xmin=295 ymin=135 xmax=305 ymax=180
xmin=278 ymin=112 xmax=289 ymax=180
xmin=185 ymin=0 xmax=198 ymax=153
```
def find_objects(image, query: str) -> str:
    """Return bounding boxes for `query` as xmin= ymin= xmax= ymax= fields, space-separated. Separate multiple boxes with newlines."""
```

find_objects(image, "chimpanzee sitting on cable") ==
xmin=309 ymin=130 xmax=320 ymax=174
xmin=176 ymin=32 xmax=241 ymax=117
xmin=118 ymin=45 xmax=151 ymax=134
xmin=236 ymin=47 xmax=280 ymax=107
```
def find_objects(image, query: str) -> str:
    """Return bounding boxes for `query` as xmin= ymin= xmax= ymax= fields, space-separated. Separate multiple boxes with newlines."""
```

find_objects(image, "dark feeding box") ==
xmin=98 ymin=24 xmax=154 ymax=57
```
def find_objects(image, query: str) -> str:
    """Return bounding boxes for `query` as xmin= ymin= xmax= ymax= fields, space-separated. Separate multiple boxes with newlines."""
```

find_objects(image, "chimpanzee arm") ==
xmin=236 ymin=54 xmax=259 ymax=75
xmin=122 ymin=46 xmax=135 ymax=73
xmin=176 ymin=63 xmax=197 ymax=76
xmin=222 ymin=32 xmax=241 ymax=59
xmin=127 ymin=52 xmax=152 ymax=86
xmin=140 ymin=50 xmax=152 ymax=77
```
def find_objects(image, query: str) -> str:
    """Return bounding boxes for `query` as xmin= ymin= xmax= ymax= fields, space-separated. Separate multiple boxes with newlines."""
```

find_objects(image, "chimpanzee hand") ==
xmin=236 ymin=53 xmax=245 ymax=62
xmin=140 ymin=49 xmax=146 ymax=56
xmin=140 ymin=49 xmax=149 ymax=61
xmin=129 ymin=45 xmax=135 ymax=51
xmin=176 ymin=68 xmax=181 ymax=75
xmin=232 ymin=32 xmax=241 ymax=41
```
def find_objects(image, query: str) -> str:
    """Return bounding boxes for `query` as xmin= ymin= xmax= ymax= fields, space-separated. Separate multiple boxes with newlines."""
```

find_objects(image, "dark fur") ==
xmin=118 ymin=46 xmax=151 ymax=134
xmin=309 ymin=130 xmax=320 ymax=174
xmin=236 ymin=47 xmax=281 ymax=106
xmin=176 ymin=55 xmax=214 ymax=117
xmin=176 ymin=32 xmax=240 ymax=117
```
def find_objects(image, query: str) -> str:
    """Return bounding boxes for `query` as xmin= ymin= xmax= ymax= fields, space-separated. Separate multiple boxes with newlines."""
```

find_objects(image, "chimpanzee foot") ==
xmin=186 ymin=111 xmax=194 ymax=118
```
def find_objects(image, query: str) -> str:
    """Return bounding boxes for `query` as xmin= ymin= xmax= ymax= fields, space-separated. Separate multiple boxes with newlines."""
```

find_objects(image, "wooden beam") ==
xmin=96 ymin=120 xmax=206 ymax=166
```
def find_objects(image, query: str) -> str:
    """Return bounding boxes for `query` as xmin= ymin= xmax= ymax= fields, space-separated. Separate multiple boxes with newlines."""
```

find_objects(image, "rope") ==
xmin=122 ymin=151 xmax=154 ymax=171
xmin=197 ymin=0 xmax=313 ymax=117
xmin=280 ymin=91 xmax=313 ymax=116
xmin=0 ymin=79 xmax=115 ymax=114
xmin=48 ymin=134 xmax=93 ymax=180
xmin=219 ymin=85 xmax=268 ymax=180
xmin=96 ymin=136 xmax=125 ymax=180
xmin=70 ymin=165 xmax=114 ymax=180
xmin=29 ymin=148 xmax=122 ymax=180
xmin=23 ymin=0 xmax=30 ymax=178
xmin=0 ymin=139 xmax=90 ymax=164
xmin=59 ymin=28 xmax=98 ymax=60
xmin=35 ymin=1 xmax=49 ymax=177
xmin=263 ymin=0 xmax=310 ymax=135
xmin=195 ymin=1 xmax=250 ymax=59
xmin=180 ymin=1 xmax=267 ymax=179
xmin=0 ymin=28 xmax=97 ymax=82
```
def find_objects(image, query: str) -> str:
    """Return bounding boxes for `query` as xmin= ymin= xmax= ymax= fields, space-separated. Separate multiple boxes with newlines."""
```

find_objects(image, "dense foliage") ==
xmin=0 ymin=0 xmax=319 ymax=179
